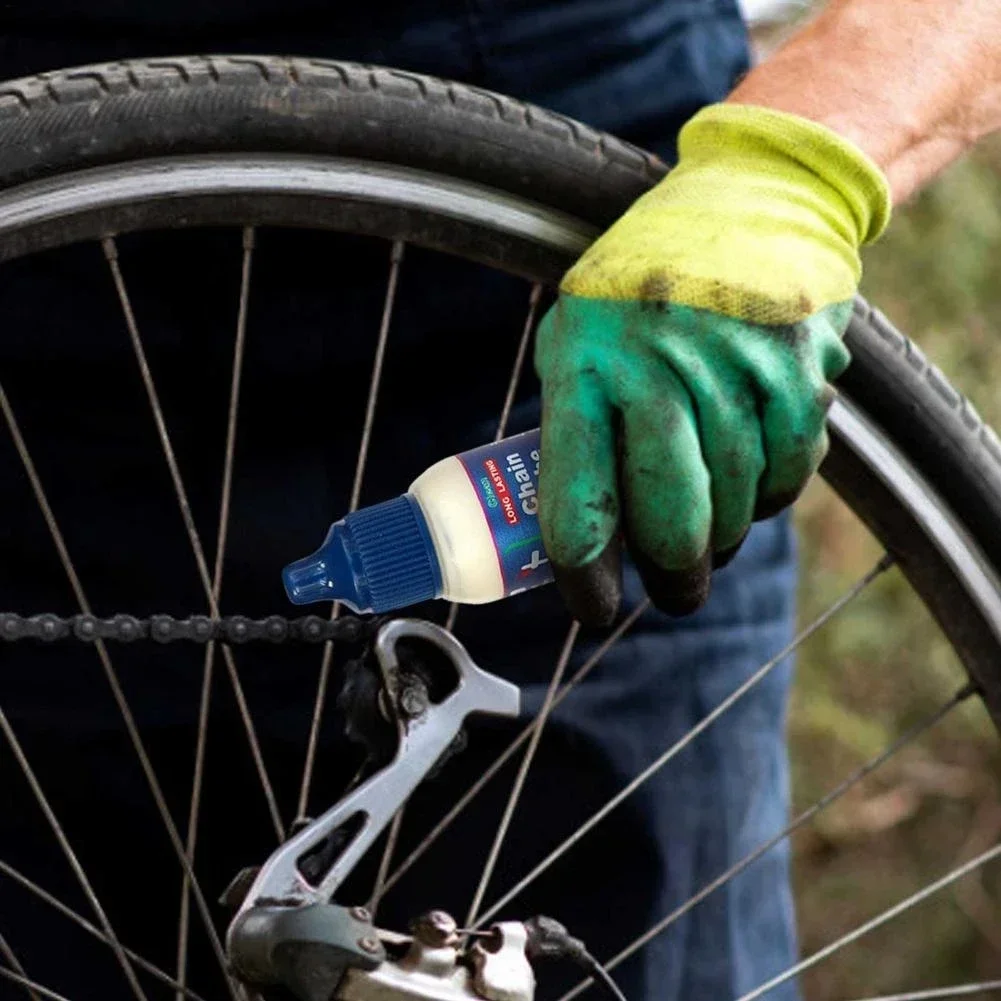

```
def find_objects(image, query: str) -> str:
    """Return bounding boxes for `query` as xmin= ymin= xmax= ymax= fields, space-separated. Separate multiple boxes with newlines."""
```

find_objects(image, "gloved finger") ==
xmin=538 ymin=371 xmax=622 ymax=628
xmin=620 ymin=372 xmax=712 ymax=616
xmin=755 ymin=322 xmax=849 ymax=521
xmin=712 ymin=541 xmax=744 ymax=571
xmin=688 ymin=376 xmax=766 ymax=564
xmin=755 ymin=383 xmax=837 ymax=521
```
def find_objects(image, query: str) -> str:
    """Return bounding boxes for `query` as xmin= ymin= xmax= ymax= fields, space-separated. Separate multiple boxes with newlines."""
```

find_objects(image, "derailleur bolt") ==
xmin=410 ymin=909 xmax=459 ymax=947
xmin=398 ymin=683 xmax=430 ymax=719
xmin=350 ymin=905 xmax=372 ymax=923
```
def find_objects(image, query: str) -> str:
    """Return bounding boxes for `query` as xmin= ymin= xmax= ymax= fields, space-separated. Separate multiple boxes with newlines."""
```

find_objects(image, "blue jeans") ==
xmin=0 ymin=3 xmax=800 ymax=1000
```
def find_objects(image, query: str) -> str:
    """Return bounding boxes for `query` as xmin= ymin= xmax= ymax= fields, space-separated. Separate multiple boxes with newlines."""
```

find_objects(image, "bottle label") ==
xmin=456 ymin=428 xmax=553 ymax=596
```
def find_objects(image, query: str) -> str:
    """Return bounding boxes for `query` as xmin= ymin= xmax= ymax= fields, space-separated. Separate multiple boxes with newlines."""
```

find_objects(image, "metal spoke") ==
xmin=0 ymin=386 xmax=148 ymax=1001
xmin=846 ymin=983 xmax=1001 ymax=1000
xmin=0 ymin=932 xmax=41 ymax=1001
xmin=0 ymin=968 xmax=73 ymax=1001
xmin=175 ymin=647 xmax=214 ymax=1001
xmin=473 ymin=554 xmax=895 ymax=929
xmin=0 ymin=708 xmax=147 ymax=1001
xmin=380 ymin=600 xmax=650 ymax=898
xmin=297 ymin=239 xmax=404 ymax=820
xmin=0 ymin=381 xmax=239 ymax=1000
xmin=368 ymin=806 xmax=406 ymax=916
xmin=465 ymin=621 xmax=579 ymax=927
xmin=102 ymin=236 xmax=284 ymax=843
xmin=496 ymin=283 xmax=542 ymax=442
xmin=366 ymin=632 xmax=409 ymax=916
xmin=444 ymin=281 xmax=541 ymax=636
xmin=0 ymin=860 xmax=211 ymax=1001
xmin=557 ymin=682 xmax=975 ymax=1001
xmin=176 ymin=226 xmax=255 ymax=1001
xmin=734 ymin=842 xmax=1001 ymax=1001
xmin=347 ymin=239 xmax=405 ymax=517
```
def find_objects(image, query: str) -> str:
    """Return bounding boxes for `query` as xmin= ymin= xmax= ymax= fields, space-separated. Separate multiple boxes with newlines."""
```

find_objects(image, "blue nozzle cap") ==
xmin=282 ymin=494 xmax=443 ymax=614
xmin=282 ymin=525 xmax=350 ymax=606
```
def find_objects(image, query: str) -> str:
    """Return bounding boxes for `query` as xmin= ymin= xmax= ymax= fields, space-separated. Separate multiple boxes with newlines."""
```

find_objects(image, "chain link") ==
xmin=0 ymin=612 xmax=378 ymax=645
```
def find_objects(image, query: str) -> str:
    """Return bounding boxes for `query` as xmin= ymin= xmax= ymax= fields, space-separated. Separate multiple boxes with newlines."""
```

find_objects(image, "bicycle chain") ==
xmin=0 ymin=612 xmax=379 ymax=645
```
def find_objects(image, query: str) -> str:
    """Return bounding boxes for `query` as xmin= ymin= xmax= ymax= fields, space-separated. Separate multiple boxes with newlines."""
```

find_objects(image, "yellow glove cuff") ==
xmin=561 ymin=103 xmax=892 ymax=325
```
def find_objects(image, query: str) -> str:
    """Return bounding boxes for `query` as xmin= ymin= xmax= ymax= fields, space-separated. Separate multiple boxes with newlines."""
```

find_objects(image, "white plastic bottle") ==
xmin=282 ymin=429 xmax=552 ymax=613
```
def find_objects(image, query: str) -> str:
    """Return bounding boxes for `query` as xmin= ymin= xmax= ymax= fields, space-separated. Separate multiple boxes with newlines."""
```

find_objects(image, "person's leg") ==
xmin=479 ymin=514 xmax=799 ymax=1001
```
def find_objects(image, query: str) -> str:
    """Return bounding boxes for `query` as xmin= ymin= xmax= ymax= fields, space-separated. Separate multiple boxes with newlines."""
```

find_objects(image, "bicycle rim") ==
xmin=0 ymin=71 xmax=1000 ymax=1001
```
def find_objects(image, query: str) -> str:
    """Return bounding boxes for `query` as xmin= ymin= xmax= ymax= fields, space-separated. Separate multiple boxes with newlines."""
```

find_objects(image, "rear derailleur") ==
xmin=224 ymin=618 xmax=538 ymax=1001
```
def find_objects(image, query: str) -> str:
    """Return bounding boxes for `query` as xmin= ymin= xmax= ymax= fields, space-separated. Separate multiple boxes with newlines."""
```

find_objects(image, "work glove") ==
xmin=536 ymin=104 xmax=891 ymax=626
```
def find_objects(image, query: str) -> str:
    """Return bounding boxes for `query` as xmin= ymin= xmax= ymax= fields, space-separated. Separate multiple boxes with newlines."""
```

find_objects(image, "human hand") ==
xmin=536 ymin=104 xmax=890 ymax=625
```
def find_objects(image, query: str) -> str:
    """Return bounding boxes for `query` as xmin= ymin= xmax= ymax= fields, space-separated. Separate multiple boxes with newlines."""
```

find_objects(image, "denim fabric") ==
xmin=0 ymin=4 xmax=800 ymax=1000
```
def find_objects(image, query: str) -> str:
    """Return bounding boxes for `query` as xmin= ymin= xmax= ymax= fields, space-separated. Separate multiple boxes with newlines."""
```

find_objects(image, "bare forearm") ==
xmin=728 ymin=0 xmax=1001 ymax=203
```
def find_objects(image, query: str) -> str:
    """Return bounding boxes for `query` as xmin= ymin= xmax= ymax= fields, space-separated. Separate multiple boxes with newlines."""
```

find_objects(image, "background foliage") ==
xmin=791 ymin=135 xmax=1001 ymax=998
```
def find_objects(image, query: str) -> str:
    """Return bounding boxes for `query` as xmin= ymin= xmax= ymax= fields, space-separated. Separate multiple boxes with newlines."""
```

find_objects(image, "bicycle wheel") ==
xmin=1 ymin=56 xmax=1000 ymax=1001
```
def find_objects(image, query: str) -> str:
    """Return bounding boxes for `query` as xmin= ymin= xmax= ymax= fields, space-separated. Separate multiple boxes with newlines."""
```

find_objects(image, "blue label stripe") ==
xmin=456 ymin=429 xmax=554 ymax=597
xmin=455 ymin=458 xmax=508 ymax=590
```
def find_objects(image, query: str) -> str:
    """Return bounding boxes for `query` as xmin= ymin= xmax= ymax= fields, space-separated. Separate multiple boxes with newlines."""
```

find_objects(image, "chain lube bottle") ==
xmin=282 ymin=430 xmax=552 ymax=614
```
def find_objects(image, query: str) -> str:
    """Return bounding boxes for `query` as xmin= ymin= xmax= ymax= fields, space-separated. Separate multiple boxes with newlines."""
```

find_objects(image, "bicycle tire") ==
xmin=0 ymin=55 xmax=1000 ymax=716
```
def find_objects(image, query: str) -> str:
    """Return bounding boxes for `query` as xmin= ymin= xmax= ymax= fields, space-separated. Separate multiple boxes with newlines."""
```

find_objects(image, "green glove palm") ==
xmin=535 ymin=104 xmax=891 ymax=625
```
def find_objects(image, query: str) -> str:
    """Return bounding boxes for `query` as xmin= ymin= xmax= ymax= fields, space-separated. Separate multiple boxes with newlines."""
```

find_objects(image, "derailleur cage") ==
xmin=226 ymin=620 xmax=523 ymax=1001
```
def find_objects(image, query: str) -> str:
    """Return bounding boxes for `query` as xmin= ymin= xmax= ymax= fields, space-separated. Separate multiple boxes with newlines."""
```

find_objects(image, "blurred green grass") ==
xmin=790 ymin=136 xmax=1001 ymax=998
